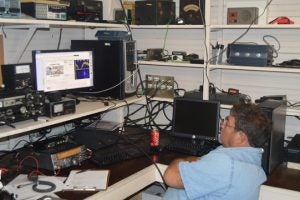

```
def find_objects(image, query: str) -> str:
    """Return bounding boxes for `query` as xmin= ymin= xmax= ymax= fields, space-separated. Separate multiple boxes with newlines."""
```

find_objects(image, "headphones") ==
xmin=27 ymin=172 xmax=56 ymax=193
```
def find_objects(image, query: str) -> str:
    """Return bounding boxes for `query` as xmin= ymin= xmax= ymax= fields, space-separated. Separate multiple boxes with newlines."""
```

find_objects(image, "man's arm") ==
xmin=163 ymin=156 xmax=199 ymax=189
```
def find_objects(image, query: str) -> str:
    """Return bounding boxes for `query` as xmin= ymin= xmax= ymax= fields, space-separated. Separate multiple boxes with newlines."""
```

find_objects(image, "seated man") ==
xmin=163 ymin=103 xmax=271 ymax=200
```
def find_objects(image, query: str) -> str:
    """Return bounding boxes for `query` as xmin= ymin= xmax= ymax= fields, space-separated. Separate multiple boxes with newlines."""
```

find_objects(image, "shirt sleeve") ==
xmin=179 ymin=151 xmax=233 ymax=199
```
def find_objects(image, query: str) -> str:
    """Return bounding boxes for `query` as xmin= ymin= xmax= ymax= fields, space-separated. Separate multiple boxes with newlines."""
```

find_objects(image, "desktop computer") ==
xmin=258 ymin=99 xmax=286 ymax=174
xmin=71 ymin=39 xmax=137 ymax=99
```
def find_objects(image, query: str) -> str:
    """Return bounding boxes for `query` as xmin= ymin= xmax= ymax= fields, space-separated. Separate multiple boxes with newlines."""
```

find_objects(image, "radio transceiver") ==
xmin=19 ymin=137 xmax=90 ymax=171
xmin=0 ymin=91 xmax=45 ymax=123
xmin=0 ymin=0 xmax=21 ymax=18
xmin=21 ymin=1 xmax=68 ymax=20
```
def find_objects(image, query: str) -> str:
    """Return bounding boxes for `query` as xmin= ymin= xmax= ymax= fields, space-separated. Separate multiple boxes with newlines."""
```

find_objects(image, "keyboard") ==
xmin=91 ymin=142 xmax=149 ymax=166
xmin=165 ymin=138 xmax=219 ymax=156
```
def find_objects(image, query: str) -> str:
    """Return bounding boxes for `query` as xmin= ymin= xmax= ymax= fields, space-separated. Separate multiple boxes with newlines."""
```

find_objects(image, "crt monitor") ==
xmin=171 ymin=97 xmax=220 ymax=141
xmin=32 ymin=50 xmax=94 ymax=93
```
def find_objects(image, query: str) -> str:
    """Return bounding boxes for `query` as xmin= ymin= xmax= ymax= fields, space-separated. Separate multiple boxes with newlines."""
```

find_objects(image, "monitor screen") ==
xmin=32 ymin=50 xmax=94 ymax=92
xmin=172 ymin=97 xmax=220 ymax=141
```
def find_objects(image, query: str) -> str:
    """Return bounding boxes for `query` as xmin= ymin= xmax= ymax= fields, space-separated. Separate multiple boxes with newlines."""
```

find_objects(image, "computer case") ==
xmin=258 ymin=99 xmax=286 ymax=174
xmin=71 ymin=40 xmax=137 ymax=99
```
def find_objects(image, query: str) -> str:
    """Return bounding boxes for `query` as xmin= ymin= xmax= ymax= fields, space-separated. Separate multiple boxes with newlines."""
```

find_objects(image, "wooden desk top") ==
xmin=56 ymin=150 xmax=300 ymax=200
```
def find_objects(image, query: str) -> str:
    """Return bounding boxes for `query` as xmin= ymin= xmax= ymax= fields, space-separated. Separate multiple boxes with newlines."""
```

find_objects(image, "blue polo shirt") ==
xmin=163 ymin=146 xmax=266 ymax=200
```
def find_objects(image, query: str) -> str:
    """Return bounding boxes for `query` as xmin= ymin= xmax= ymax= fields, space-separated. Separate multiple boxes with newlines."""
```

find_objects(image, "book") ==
xmin=64 ymin=170 xmax=110 ymax=191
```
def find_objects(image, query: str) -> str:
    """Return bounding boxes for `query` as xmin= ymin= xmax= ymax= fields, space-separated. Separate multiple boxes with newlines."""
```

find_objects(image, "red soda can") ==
xmin=150 ymin=129 xmax=160 ymax=147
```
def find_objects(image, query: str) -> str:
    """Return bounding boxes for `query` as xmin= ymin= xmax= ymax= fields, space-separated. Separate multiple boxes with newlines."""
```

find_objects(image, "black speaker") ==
xmin=135 ymin=0 xmax=175 ymax=25
xmin=258 ymin=99 xmax=287 ymax=174
xmin=179 ymin=0 xmax=205 ymax=25
xmin=1 ymin=63 xmax=33 ymax=91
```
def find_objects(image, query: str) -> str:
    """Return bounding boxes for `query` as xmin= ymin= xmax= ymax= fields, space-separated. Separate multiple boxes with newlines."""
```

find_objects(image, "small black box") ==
xmin=135 ymin=0 xmax=175 ymax=25
xmin=45 ymin=99 xmax=76 ymax=118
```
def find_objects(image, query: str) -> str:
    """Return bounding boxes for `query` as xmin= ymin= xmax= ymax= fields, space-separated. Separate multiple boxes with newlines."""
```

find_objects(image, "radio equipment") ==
xmin=0 ymin=90 xmax=45 ymax=124
xmin=227 ymin=43 xmax=274 ymax=66
xmin=44 ymin=98 xmax=76 ymax=118
xmin=179 ymin=0 xmax=205 ymax=25
xmin=68 ymin=0 xmax=103 ymax=22
xmin=19 ymin=137 xmax=90 ymax=171
xmin=1 ymin=63 xmax=33 ymax=91
xmin=135 ymin=0 xmax=175 ymax=25
xmin=0 ymin=0 xmax=21 ymax=18
xmin=21 ymin=1 xmax=68 ymax=20
xmin=227 ymin=7 xmax=258 ymax=25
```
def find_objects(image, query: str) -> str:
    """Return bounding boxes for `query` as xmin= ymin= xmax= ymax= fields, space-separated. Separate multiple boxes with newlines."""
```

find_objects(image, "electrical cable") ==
xmin=117 ymin=128 xmax=168 ymax=191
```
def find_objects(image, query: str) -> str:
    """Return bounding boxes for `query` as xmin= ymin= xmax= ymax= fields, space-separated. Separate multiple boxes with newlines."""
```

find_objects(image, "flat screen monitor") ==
xmin=171 ymin=97 xmax=220 ymax=141
xmin=32 ymin=50 xmax=94 ymax=93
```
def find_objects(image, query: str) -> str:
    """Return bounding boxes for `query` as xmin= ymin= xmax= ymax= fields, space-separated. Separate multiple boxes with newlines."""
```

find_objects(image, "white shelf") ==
xmin=138 ymin=61 xmax=204 ymax=68
xmin=0 ymin=96 xmax=141 ymax=139
xmin=210 ymin=64 xmax=300 ymax=73
xmin=130 ymin=25 xmax=204 ymax=29
xmin=211 ymin=24 xmax=300 ymax=30
xmin=0 ymin=18 xmax=123 ymax=28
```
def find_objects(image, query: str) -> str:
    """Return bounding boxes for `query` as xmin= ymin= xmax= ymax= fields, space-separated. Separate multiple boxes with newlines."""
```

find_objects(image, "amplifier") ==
xmin=21 ymin=2 xmax=67 ymax=20
xmin=227 ymin=43 xmax=274 ymax=66
xmin=45 ymin=98 xmax=76 ymax=118
xmin=179 ymin=0 xmax=205 ymax=25
xmin=0 ymin=90 xmax=45 ymax=124
xmin=19 ymin=137 xmax=90 ymax=171
xmin=135 ymin=0 xmax=175 ymax=25
xmin=0 ymin=0 xmax=21 ymax=18
xmin=68 ymin=0 xmax=103 ymax=22
xmin=1 ymin=63 xmax=32 ymax=91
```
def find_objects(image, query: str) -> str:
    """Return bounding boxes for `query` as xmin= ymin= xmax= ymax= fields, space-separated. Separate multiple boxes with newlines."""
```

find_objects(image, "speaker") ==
xmin=258 ymin=99 xmax=287 ymax=174
xmin=227 ymin=7 xmax=258 ymax=25
xmin=135 ymin=0 xmax=175 ymax=25
xmin=179 ymin=0 xmax=205 ymax=25
xmin=1 ymin=63 xmax=33 ymax=91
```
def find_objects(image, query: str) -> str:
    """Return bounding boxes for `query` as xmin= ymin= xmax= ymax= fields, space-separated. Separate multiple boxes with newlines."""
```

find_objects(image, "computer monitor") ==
xmin=171 ymin=97 xmax=220 ymax=141
xmin=32 ymin=50 xmax=94 ymax=93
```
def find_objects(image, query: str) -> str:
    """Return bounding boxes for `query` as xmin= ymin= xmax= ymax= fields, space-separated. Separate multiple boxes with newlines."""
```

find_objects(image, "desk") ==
xmin=0 ymin=96 xmax=141 ymax=139
xmin=55 ymin=150 xmax=300 ymax=200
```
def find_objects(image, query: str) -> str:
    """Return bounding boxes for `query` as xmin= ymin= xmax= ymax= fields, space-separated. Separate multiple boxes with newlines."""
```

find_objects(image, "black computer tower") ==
xmin=135 ymin=0 xmax=175 ymax=25
xmin=258 ymin=99 xmax=286 ymax=174
xmin=71 ymin=40 xmax=136 ymax=99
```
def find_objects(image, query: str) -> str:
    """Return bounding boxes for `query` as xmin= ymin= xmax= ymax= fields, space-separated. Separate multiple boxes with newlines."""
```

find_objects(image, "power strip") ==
xmin=145 ymin=75 xmax=174 ymax=98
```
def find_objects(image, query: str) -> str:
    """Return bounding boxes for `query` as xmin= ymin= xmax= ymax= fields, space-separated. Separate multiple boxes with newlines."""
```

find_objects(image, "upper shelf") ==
xmin=0 ymin=18 xmax=123 ymax=28
xmin=138 ymin=60 xmax=204 ymax=68
xmin=211 ymin=24 xmax=300 ymax=30
xmin=210 ymin=64 xmax=300 ymax=73
xmin=1 ymin=18 xmax=300 ymax=30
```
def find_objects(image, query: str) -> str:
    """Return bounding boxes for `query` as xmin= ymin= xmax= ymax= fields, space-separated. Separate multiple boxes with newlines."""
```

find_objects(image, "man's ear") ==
xmin=238 ymin=131 xmax=250 ymax=146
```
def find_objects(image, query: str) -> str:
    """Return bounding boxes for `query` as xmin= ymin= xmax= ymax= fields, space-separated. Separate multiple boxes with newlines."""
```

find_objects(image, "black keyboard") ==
xmin=165 ymin=138 xmax=219 ymax=156
xmin=91 ymin=143 xmax=148 ymax=166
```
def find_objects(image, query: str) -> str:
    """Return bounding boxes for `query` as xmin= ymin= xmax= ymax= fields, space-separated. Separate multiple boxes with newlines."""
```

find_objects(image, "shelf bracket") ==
xmin=11 ymin=25 xmax=50 ymax=63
